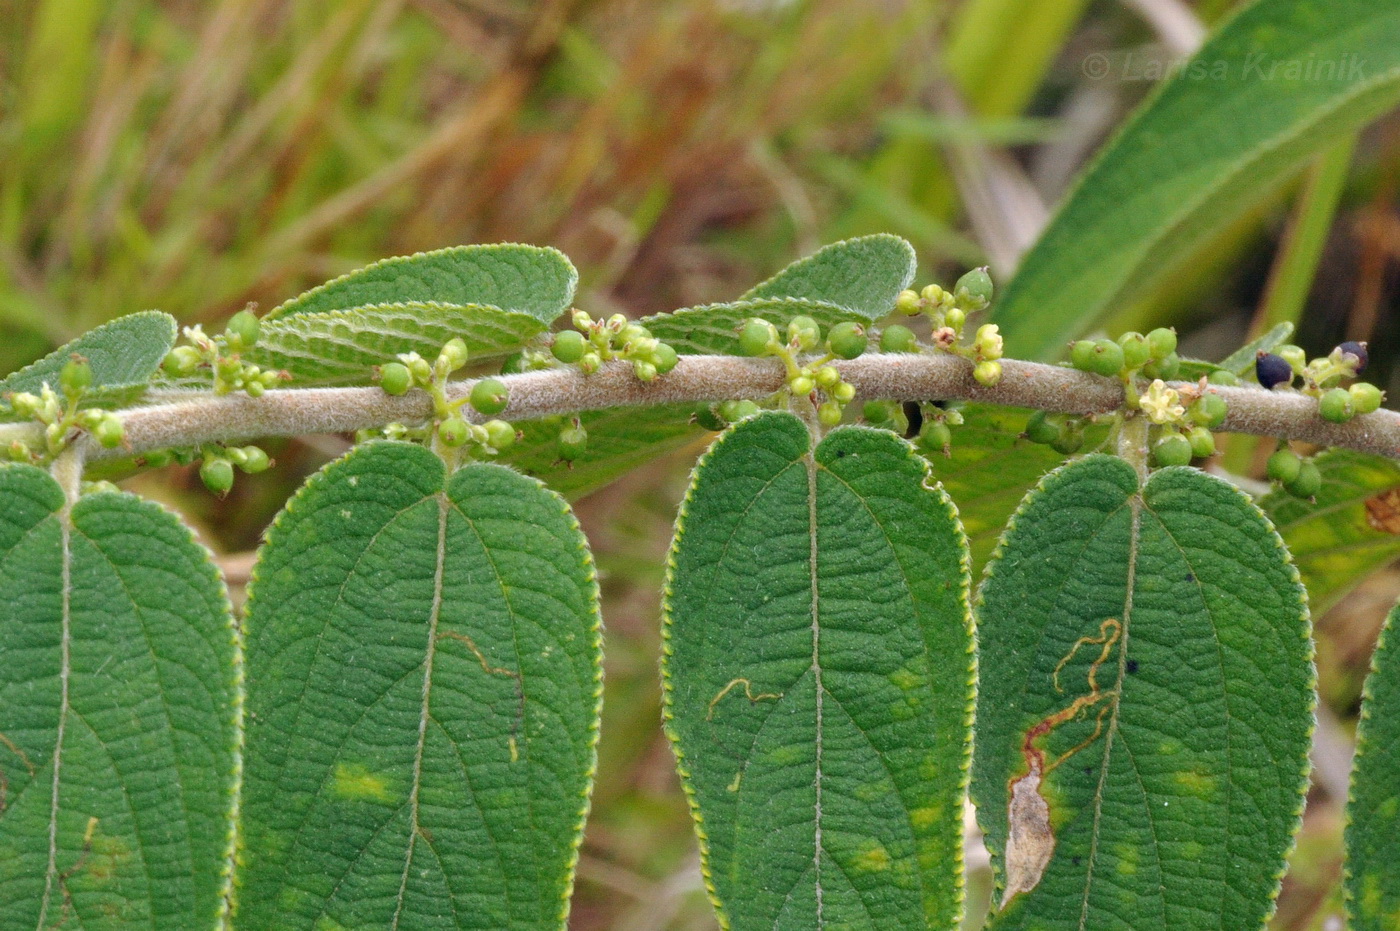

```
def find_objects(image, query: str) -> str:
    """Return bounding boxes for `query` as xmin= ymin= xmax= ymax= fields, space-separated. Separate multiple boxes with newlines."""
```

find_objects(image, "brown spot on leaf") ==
xmin=1002 ymin=761 xmax=1055 ymax=907
xmin=1365 ymin=488 xmax=1400 ymax=534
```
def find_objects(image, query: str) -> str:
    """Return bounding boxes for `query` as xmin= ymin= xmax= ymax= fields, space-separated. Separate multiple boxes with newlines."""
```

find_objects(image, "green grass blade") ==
xmin=972 ymin=455 xmax=1313 ymax=929
xmin=663 ymin=413 xmax=973 ymax=930
xmin=739 ymin=234 xmax=917 ymax=320
xmin=1344 ymin=599 xmax=1400 ymax=929
xmin=0 ymin=464 xmax=240 ymax=930
xmin=265 ymin=244 xmax=578 ymax=325
xmin=992 ymin=0 xmax=1400 ymax=359
xmin=238 ymin=442 xmax=602 ymax=929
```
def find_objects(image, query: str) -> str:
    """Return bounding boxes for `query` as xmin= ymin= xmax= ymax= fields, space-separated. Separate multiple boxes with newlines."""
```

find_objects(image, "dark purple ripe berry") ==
xmin=1255 ymin=352 xmax=1294 ymax=389
xmin=1338 ymin=341 xmax=1369 ymax=373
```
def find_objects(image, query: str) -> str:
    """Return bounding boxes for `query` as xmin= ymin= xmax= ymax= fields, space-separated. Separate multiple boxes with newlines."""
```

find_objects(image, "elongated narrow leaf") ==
xmin=664 ymin=413 xmax=974 ymax=930
xmin=972 ymin=455 xmax=1313 ymax=930
xmin=740 ymin=234 xmax=917 ymax=320
xmin=238 ymin=302 xmax=544 ymax=386
xmin=0 ymin=311 xmax=176 ymax=417
xmin=0 ymin=464 xmax=240 ymax=930
xmin=1345 ymin=600 xmax=1400 ymax=929
xmin=993 ymin=0 xmax=1400 ymax=358
xmin=267 ymin=244 xmax=578 ymax=325
xmin=1177 ymin=323 xmax=1295 ymax=381
xmin=239 ymin=442 xmax=602 ymax=929
xmin=1262 ymin=448 xmax=1400 ymax=615
xmin=642 ymin=298 xmax=866 ymax=356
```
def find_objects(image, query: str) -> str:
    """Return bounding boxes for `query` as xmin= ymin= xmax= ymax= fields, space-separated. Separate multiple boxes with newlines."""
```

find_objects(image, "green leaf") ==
xmin=238 ymin=442 xmax=602 ymax=929
xmin=0 ymin=311 xmax=177 ymax=416
xmin=1262 ymin=448 xmax=1400 ymax=615
xmin=241 ymin=302 xmax=545 ymax=386
xmin=663 ymin=413 xmax=973 ymax=930
xmin=1217 ymin=322 xmax=1296 ymax=375
xmin=739 ymin=234 xmax=917 ymax=320
xmin=0 ymin=464 xmax=240 ymax=930
xmin=1345 ymin=599 xmax=1400 ymax=930
xmin=498 ymin=405 xmax=705 ymax=500
xmin=642 ymin=298 xmax=866 ymax=356
xmin=992 ymin=0 xmax=1400 ymax=359
xmin=972 ymin=455 xmax=1313 ymax=929
xmin=265 ymin=244 xmax=578 ymax=325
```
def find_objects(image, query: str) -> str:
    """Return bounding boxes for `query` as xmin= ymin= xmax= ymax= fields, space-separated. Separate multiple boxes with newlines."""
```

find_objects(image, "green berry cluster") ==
xmin=3 ymin=356 xmax=126 ymax=462
xmin=162 ymin=309 xmax=286 ymax=397
xmin=892 ymin=267 xmax=1003 ymax=386
xmin=1266 ymin=447 xmax=1322 ymax=499
xmin=1024 ymin=410 xmax=1089 ymax=455
xmin=550 ymin=311 xmax=678 ymax=382
xmin=1253 ymin=340 xmax=1384 ymax=425
xmin=197 ymin=443 xmax=273 ymax=496
xmin=369 ymin=338 xmax=518 ymax=464
xmin=861 ymin=400 xmax=965 ymax=456
xmin=736 ymin=316 xmax=864 ymax=426
xmin=1069 ymin=327 xmax=1180 ymax=381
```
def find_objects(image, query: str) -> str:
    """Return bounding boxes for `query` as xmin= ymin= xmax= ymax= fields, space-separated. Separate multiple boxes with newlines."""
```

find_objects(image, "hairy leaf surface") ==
xmin=1345 ymin=600 xmax=1400 ymax=930
xmin=0 ymin=464 xmax=240 ymax=930
xmin=239 ymin=442 xmax=602 ymax=930
xmin=972 ymin=455 xmax=1313 ymax=930
xmin=664 ymin=413 xmax=973 ymax=930
xmin=992 ymin=0 xmax=1400 ymax=358
xmin=266 ymin=244 xmax=577 ymax=325
xmin=1262 ymin=448 xmax=1400 ymax=615
xmin=739 ymin=234 xmax=917 ymax=320
xmin=643 ymin=298 xmax=866 ymax=356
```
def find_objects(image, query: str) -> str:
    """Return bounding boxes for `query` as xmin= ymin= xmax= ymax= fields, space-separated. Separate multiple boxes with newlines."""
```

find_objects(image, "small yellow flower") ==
xmin=1141 ymin=379 xmax=1185 ymax=425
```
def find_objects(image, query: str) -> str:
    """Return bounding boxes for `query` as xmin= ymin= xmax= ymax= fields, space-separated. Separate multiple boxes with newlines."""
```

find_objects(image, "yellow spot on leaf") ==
xmin=911 ymin=805 xmax=944 ymax=829
xmin=333 ymin=763 xmax=394 ymax=803
xmin=1173 ymin=769 xmax=1216 ymax=798
xmin=854 ymin=842 xmax=892 ymax=872
xmin=1114 ymin=842 xmax=1140 ymax=876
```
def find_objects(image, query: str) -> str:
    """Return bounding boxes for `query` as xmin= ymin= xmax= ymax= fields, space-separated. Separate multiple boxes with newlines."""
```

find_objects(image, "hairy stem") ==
xmin=2 ymin=353 xmax=1398 ymax=461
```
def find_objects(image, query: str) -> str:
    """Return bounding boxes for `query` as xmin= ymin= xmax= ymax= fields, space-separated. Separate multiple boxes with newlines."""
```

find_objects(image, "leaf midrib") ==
xmin=805 ymin=446 xmax=825 ymax=926
xmin=35 ymin=507 xmax=73 ymax=931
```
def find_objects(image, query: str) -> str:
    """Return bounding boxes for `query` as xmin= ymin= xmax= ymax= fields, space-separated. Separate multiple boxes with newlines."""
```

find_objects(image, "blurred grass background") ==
xmin=2 ymin=1 xmax=1397 ymax=927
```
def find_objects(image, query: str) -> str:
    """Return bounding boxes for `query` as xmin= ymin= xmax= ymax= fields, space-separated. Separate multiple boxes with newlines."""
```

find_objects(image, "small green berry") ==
xmin=1088 ymin=339 xmax=1125 ymax=377
xmin=653 ymin=343 xmax=679 ymax=374
xmin=1049 ymin=420 xmax=1085 ymax=455
xmin=1024 ymin=410 xmax=1060 ymax=446
xmin=200 ymin=457 xmax=235 ymax=495
xmin=1286 ymin=460 xmax=1322 ymax=498
xmin=1070 ymin=340 xmax=1098 ymax=372
xmin=558 ymin=425 xmax=588 ymax=461
xmin=578 ymin=352 xmax=601 ymax=375
xmin=1152 ymin=433 xmax=1193 ymax=467
xmin=93 ymin=415 xmax=124 ymax=449
xmin=788 ymin=316 xmax=821 ymax=351
xmin=633 ymin=361 xmax=658 ymax=382
xmin=244 ymin=379 xmax=266 ymax=398
xmin=483 ymin=420 xmax=516 ymax=450
xmin=790 ymin=376 xmax=815 ymax=396
xmin=974 ymin=360 xmax=1002 ymax=386
xmin=407 ymin=356 xmax=434 ymax=383
xmin=438 ymin=417 xmax=470 ymax=447
xmin=895 ymin=289 xmax=922 ymax=315
xmin=225 ymin=309 xmax=261 ymax=349
xmin=238 ymin=446 xmax=271 ymax=473
xmin=378 ymin=362 xmax=412 ymax=396
xmin=1187 ymin=427 xmax=1216 ymax=459
xmin=828 ymin=322 xmax=868 ymax=360
xmin=1350 ymin=381 xmax=1384 ymax=415
xmin=1277 ymin=345 xmax=1307 ymax=374
xmin=739 ymin=320 xmax=775 ymax=357
xmin=1266 ymin=448 xmax=1303 ymax=484
xmin=1143 ymin=352 xmax=1181 ymax=380
xmin=1190 ymin=393 xmax=1228 ymax=429
xmin=440 ymin=338 xmax=469 ymax=372
xmin=1118 ymin=332 xmax=1152 ymax=370
xmin=815 ymin=366 xmax=841 ymax=390
xmin=955 ymin=266 xmax=994 ymax=306
xmin=1207 ymin=369 xmax=1241 ymax=386
xmin=60 ymin=357 xmax=92 ymax=397
xmin=918 ymin=420 xmax=952 ymax=453
xmin=920 ymin=284 xmax=945 ymax=303
xmin=944 ymin=307 xmax=966 ymax=331
xmin=863 ymin=400 xmax=896 ymax=423
xmin=1146 ymin=327 xmax=1177 ymax=360
xmin=731 ymin=400 xmax=761 ymax=420
xmin=552 ymin=329 xmax=587 ymax=363
xmin=817 ymin=401 xmax=843 ymax=427
xmin=1318 ymin=387 xmax=1354 ymax=424
xmin=832 ymin=382 xmax=856 ymax=404
xmin=880 ymin=324 xmax=918 ymax=353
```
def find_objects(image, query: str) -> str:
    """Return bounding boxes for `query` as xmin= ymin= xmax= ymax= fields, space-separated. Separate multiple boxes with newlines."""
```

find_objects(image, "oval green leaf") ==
xmin=0 ymin=464 xmax=240 ymax=929
xmin=663 ymin=412 xmax=974 ymax=930
xmin=266 ymin=244 xmax=578 ymax=325
xmin=238 ymin=442 xmax=602 ymax=929
xmin=992 ymin=0 xmax=1400 ymax=358
xmin=739 ymin=234 xmax=917 ymax=320
xmin=642 ymin=298 xmax=866 ymax=357
xmin=1345 ymin=599 xmax=1400 ymax=930
xmin=972 ymin=455 xmax=1313 ymax=929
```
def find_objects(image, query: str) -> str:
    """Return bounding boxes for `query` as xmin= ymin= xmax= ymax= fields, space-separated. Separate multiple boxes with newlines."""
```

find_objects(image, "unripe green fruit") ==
xmin=1187 ymin=427 xmax=1216 ymax=459
xmin=1286 ymin=460 xmax=1322 ymax=498
xmin=484 ymin=420 xmax=516 ymax=450
xmin=200 ymin=457 xmax=235 ymax=495
xmin=815 ymin=366 xmax=841 ymax=390
xmin=695 ymin=405 xmax=727 ymax=431
xmin=739 ymin=321 xmax=774 ymax=357
xmin=440 ymin=338 xmax=469 ymax=371
xmin=832 ymin=382 xmax=856 ymax=404
xmin=863 ymin=400 xmax=896 ymax=423
xmin=1143 ymin=352 xmax=1181 ymax=380
xmin=880 ymin=324 xmax=918 ymax=353
xmin=1024 ymin=410 xmax=1060 ymax=446
xmin=731 ymin=400 xmax=761 ymax=421
xmin=1318 ymin=387 xmax=1354 ymax=424
xmin=378 ymin=362 xmax=412 ymax=396
xmin=1266 ymin=448 xmax=1302 ymax=484
xmin=60 ymin=357 xmax=92 ymax=397
xmin=244 ymin=380 xmax=266 ymax=398
xmin=1190 ymin=393 xmax=1228 ymax=429
xmin=1049 ymin=424 xmax=1084 ymax=455
xmin=578 ymin=352 xmax=601 ymax=375
xmin=1146 ymin=327 xmax=1177 ymax=360
xmin=408 ymin=356 xmax=434 ymax=383
xmin=895 ymin=289 xmax=921 ymax=316
xmin=788 ymin=315 xmax=821 ymax=351
xmin=653 ymin=342 xmax=679 ymax=374
xmin=237 ymin=446 xmax=271 ymax=473
xmin=918 ymin=421 xmax=952 ymax=452
xmin=1070 ymin=340 xmax=1099 ymax=373
xmin=818 ymin=401 xmax=843 ymax=427
xmin=828 ymin=322 xmax=867 ymax=359
xmin=1207 ymin=369 xmax=1241 ymax=386
xmin=94 ymin=416 xmax=125 ymax=449
xmin=974 ymin=360 xmax=1002 ymax=386
xmin=1350 ymin=381 xmax=1384 ymax=415
xmin=790 ymin=376 xmax=815 ymax=396
xmin=558 ymin=425 xmax=588 ymax=461
xmin=633 ymin=361 xmax=658 ymax=382
xmin=8 ymin=391 xmax=41 ymax=418
xmin=1118 ymin=332 xmax=1151 ymax=370
xmin=1152 ymin=433 xmax=1193 ymax=467
xmin=1277 ymin=345 xmax=1307 ymax=374
xmin=552 ymin=329 xmax=587 ymax=363
xmin=438 ymin=417 xmax=470 ymax=447
xmin=1088 ymin=339 xmax=1125 ymax=377
xmin=944 ymin=307 xmax=966 ymax=331
xmin=225 ymin=309 xmax=261 ymax=349
xmin=955 ymin=266 xmax=994 ymax=306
